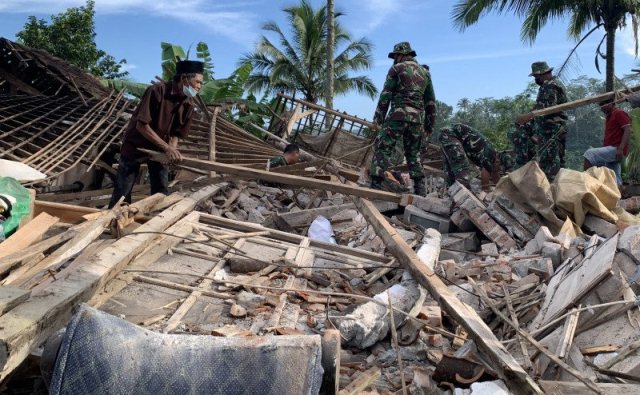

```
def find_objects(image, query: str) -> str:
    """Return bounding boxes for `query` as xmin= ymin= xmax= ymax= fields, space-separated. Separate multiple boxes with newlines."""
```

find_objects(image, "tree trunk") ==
xmin=605 ymin=24 xmax=616 ymax=92
xmin=326 ymin=0 xmax=335 ymax=110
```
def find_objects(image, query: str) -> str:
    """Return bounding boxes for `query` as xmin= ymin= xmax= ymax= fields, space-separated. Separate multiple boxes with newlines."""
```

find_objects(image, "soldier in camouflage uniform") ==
xmin=370 ymin=41 xmax=429 ymax=196
xmin=420 ymin=64 xmax=437 ymax=166
xmin=268 ymin=143 xmax=300 ymax=170
xmin=439 ymin=123 xmax=513 ymax=189
xmin=509 ymin=61 xmax=568 ymax=179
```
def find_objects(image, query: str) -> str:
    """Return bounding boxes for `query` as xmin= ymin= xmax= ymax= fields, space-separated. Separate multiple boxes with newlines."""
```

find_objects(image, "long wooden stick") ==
xmin=530 ymin=84 xmax=640 ymax=118
xmin=140 ymin=149 xmax=403 ymax=203
xmin=388 ymin=291 xmax=407 ymax=395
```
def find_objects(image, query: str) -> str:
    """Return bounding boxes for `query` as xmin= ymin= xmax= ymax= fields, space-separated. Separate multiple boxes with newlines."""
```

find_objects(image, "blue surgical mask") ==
xmin=183 ymin=84 xmax=197 ymax=98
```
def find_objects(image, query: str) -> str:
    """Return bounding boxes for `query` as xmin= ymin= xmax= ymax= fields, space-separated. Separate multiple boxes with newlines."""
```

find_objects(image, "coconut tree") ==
xmin=239 ymin=0 xmax=377 ymax=104
xmin=452 ymin=0 xmax=640 ymax=91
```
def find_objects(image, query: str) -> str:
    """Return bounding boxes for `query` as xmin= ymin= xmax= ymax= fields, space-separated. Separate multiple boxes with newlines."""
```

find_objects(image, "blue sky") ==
xmin=0 ymin=0 xmax=638 ymax=120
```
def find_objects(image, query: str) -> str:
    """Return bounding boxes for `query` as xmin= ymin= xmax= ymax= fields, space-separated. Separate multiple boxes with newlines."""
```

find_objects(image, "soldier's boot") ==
xmin=412 ymin=177 xmax=427 ymax=196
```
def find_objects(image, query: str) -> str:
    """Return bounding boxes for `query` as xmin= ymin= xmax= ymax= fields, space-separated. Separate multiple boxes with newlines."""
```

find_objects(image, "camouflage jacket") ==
xmin=534 ymin=78 xmax=568 ymax=125
xmin=269 ymin=155 xmax=287 ymax=169
xmin=373 ymin=59 xmax=428 ymax=125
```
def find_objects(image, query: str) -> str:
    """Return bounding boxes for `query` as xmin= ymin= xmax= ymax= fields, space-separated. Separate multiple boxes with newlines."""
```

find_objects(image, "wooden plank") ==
xmin=580 ymin=345 xmax=619 ymax=355
xmin=0 ymin=286 xmax=30 ymax=316
xmin=33 ymin=200 xmax=100 ymax=224
xmin=0 ymin=184 xmax=226 ymax=382
xmin=0 ymin=225 xmax=85 ymax=276
xmin=531 ymin=235 xmax=619 ymax=331
xmin=2 ymin=215 xmax=112 ymax=287
xmin=353 ymin=197 xmax=542 ymax=394
xmin=539 ymin=381 xmax=640 ymax=395
xmin=141 ymin=149 xmax=402 ymax=203
xmin=0 ymin=213 xmax=59 ymax=259
xmin=556 ymin=307 xmax=580 ymax=359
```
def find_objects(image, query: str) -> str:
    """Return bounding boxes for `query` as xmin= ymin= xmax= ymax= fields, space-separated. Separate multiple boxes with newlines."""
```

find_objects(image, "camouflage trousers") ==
xmin=370 ymin=120 xmax=424 ymax=179
xmin=419 ymin=129 xmax=433 ymax=166
xmin=439 ymin=123 xmax=498 ymax=187
xmin=508 ymin=121 xmax=564 ymax=179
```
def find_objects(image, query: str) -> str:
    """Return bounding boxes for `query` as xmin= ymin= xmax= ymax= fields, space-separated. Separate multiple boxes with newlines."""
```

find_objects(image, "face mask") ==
xmin=183 ymin=84 xmax=197 ymax=98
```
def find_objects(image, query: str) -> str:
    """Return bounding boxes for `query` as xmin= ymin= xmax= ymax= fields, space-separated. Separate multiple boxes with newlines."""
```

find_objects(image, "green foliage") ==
xmin=100 ymin=79 xmax=149 ymax=98
xmin=16 ymin=0 xmax=128 ymax=79
xmin=196 ymin=42 xmax=214 ymax=82
xmin=239 ymin=0 xmax=377 ymax=103
xmin=161 ymin=42 xmax=187 ymax=81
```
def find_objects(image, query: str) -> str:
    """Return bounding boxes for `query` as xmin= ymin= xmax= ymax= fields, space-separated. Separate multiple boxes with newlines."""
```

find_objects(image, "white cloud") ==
xmin=427 ymin=44 xmax=590 ymax=64
xmin=119 ymin=63 xmax=137 ymax=72
xmin=0 ymin=0 xmax=259 ymax=47
xmin=619 ymin=16 xmax=639 ymax=58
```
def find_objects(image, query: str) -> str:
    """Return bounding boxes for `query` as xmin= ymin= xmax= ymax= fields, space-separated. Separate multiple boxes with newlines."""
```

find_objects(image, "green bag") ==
xmin=0 ymin=177 xmax=32 ymax=237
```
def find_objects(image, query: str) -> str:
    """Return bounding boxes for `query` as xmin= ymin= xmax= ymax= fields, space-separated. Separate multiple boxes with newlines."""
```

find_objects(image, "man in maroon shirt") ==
xmin=108 ymin=60 xmax=204 ymax=208
xmin=583 ymin=99 xmax=631 ymax=186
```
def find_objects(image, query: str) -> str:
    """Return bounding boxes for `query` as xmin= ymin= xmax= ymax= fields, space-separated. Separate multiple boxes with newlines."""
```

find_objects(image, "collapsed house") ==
xmin=2 ymin=38 xmax=640 ymax=394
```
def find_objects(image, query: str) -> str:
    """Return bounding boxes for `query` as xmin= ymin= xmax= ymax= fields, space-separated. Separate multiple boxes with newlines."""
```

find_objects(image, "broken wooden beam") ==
xmin=140 ymin=149 xmax=403 ymax=203
xmin=353 ymin=197 xmax=542 ymax=394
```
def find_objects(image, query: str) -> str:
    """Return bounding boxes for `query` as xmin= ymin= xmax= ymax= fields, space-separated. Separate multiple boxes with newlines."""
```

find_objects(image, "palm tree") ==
xmin=452 ymin=0 xmax=640 ymax=91
xmin=239 ymin=0 xmax=377 ymax=103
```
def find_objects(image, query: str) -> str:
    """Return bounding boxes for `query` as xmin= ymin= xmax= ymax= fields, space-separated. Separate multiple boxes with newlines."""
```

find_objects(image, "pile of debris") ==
xmin=1 ymin=151 xmax=640 ymax=394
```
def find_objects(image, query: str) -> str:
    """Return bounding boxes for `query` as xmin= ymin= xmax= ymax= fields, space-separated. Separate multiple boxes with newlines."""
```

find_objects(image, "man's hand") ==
xmin=616 ymin=145 xmax=625 ymax=161
xmin=165 ymin=145 xmax=183 ymax=163
xmin=371 ymin=123 xmax=381 ymax=133
xmin=516 ymin=112 xmax=534 ymax=125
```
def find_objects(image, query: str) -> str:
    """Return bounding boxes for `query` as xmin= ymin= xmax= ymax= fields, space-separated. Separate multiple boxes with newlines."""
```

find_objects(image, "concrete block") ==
xmin=439 ymin=250 xmax=467 ymax=262
xmin=441 ymin=232 xmax=479 ymax=252
xmin=404 ymin=205 xmax=451 ymax=233
xmin=535 ymin=226 xmax=554 ymax=248
xmin=583 ymin=214 xmax=618 ymax=238
xmin=524 ymin=239 xmax=540 ymax=255
xmin=449 ymin=182 xmax=516 ymax=251
xmin=372 ymin=199 xmax=400 ymax=213
xmin=487 ymin=197 xmax=537 ymax=242
xmin=541 ymin=241 xmax=562 ymax=268
xmin=400 ymin=194 xmax=452 ymax=216
xmin=510 ymin=258 xmax=553 ymax=280
xmin=450 ymin=209 xmax=475 ymax=232
xmin=619 ymin=225 xmax=640 ymax=257
xmin=481 ymin=243 xmax=499 ymax=256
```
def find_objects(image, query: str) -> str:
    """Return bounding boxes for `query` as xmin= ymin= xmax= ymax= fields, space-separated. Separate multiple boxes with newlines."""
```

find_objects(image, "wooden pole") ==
xmin=529 ymin=84 xmax=640 ymax=118
xmin=140 ymin=149 xmax=403 ymax=203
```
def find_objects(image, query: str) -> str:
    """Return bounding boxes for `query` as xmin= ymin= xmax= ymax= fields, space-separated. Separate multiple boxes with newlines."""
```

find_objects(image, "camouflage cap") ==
xmin=388 ymin=41 xmax=417 ymax=59
xmin=529 ymin=61 xmax=553 ymax=76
